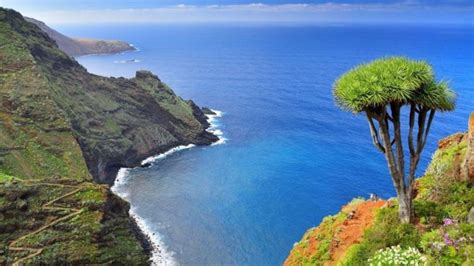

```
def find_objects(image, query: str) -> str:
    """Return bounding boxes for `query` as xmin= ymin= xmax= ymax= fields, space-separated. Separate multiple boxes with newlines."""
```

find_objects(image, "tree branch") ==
xmin=366 ymin=112 xmax=385 ymax=153
xmin=407 ymin=106 xmax=428 ymax=194
xmin=377 ymin=112 xmax=403 ymax=195
xmin=391 ymin=102 xmax=405 ymax=190
xmin=408 ymin=103 xmax=416 ymax=157
xmin=391 ymin=138 xmax=396 ymax=146
xmin=416 ymin=107 xmax=428 ymax=154
xmin=421 ymin=109 xmax=436 ymax=150
xmin=383 ymin=109 xmax=393 ymax=147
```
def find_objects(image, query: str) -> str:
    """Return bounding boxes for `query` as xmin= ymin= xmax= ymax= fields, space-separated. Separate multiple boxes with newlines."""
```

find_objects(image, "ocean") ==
xmin=57 ymin=24 xmax=474 ymax=265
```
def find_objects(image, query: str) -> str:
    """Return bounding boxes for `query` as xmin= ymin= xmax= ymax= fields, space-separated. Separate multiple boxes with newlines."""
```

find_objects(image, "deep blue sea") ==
xmin=58 ymin=24 xmax=474 ymax=265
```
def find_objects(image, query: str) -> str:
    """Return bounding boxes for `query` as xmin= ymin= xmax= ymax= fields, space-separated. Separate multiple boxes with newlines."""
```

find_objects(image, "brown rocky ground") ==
xmin=285 ymin=199 xmax=386 ymax=266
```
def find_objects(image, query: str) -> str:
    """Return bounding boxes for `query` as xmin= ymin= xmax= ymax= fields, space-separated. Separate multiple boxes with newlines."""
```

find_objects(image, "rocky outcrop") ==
xmin=1 ymin=8 xmax=217 ymax=184
xmin=285 ymin=199 xmax=386 ymax=265
xmin=463 ymin=112 xmax=474 ymax=182
xmin=25 ymin=17 xmax=135 ymax=56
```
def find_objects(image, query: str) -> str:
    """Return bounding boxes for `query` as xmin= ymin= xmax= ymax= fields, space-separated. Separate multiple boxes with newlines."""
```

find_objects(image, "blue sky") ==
xmin=1 ymin=0 xmax=473 ymax=25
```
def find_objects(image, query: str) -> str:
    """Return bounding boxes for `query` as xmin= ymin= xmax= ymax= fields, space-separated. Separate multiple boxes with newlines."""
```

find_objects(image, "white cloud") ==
xmin=14 ymin=3 xmax=474 ymax=25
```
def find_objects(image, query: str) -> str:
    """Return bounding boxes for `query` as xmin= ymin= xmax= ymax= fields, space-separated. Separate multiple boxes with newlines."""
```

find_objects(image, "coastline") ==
xmin=111 ymin=110 xmax=226 ymax=265
xmin=206 ymin=110 xmax=227 ymax=146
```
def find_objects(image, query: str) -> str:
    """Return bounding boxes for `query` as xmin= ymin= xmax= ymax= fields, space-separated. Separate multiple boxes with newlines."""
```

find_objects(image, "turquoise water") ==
xmin=60 ymin=24 xmax=474 ymax=265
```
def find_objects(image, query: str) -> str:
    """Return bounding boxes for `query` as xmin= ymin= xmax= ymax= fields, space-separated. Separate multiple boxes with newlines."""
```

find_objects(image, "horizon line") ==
xmin=3 ymin=2 xmax=473 ymax=26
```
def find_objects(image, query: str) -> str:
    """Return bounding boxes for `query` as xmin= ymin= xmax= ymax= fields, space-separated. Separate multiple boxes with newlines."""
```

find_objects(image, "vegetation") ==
xmin=287 ymin=132 xmax=473 ymax=265
xmin=368 ymin=246 xmax=427 ymax=266
xmin=340 ymin=202 xmax=421 ymax=264
xmin=333 ymin=57 xmax=456 ymax=223
xmin=0 ymin=177 xmax=149 ymax=264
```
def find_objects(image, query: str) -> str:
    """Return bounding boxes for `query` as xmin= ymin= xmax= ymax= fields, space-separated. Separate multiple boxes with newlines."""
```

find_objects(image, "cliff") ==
xmin=286 ymin=115 xmax=474 ymax=265
xmin=0 ymin=8 xmax=216 ymax=264
xmin=25 ymin=17 xmax=135 ymax=56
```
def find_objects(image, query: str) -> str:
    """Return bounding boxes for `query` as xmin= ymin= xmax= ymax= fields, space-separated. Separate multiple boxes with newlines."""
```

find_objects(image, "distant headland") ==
xmin=25 ymin=17 xmax=135 ymax=56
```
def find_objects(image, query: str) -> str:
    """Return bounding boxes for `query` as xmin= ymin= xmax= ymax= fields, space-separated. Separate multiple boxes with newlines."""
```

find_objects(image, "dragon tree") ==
xmin=333 ymin=57 xmax=455 ymax=223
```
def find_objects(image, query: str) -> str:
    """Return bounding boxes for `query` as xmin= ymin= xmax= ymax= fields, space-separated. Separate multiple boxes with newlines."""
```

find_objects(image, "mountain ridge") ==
xmin=25 ymin=16 xmax=135 ymax=56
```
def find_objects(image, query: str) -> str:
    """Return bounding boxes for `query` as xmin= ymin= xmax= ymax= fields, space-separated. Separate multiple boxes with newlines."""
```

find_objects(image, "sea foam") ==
xmin=129 ymin=207 xmax=178 ymax=265
xmin=141 ymin=144 xmax=196 ymax=166
xmin=113 ymin=170 xmax=179 ymax=265
xmin=113 ymin=59 xmax=141 ymax=64
xmin=205 ymin=109 xmax=227 ymax=146
xmin=111 ymin=109 xmax=225 ymax=265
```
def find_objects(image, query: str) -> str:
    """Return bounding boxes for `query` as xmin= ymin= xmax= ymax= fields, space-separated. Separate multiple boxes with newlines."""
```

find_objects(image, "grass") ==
xmin=0 ymin=172 xmax=15 ymax=182
xmin=74 ymin=188 xmax=107 ymax=208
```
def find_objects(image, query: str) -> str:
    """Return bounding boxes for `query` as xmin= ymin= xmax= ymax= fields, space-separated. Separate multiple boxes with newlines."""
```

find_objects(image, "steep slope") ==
xmin=25 ymin=17 xmax=135 ymax=56
xmin=0 ymin=8 xmax=217 ymax=184
xmin=286 ymin=116 xmax=474 ymax=265
xmin=0 ymin=8 xmax=217 ymax=264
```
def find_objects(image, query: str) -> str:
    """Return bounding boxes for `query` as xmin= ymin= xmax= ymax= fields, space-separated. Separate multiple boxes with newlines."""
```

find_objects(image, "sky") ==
xmin=0 ymin=0 xmax=473 ymax=25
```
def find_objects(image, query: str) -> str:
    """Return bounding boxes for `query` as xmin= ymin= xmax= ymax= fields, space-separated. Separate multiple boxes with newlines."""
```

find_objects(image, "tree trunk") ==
xmin=366 ymin=105 xmax=437 ymax=224
xmin=397 ymin=189 xmax=413 ymax=223
xmin=374 ymin=108 xmax=414 ymax=224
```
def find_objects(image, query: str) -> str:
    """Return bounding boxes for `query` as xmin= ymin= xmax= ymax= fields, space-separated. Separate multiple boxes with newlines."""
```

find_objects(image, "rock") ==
xmin=141 ymin=162 xmax=152 ymax=168
xmin=202 ymin=107 xmax=216 ymax=115
xmin=347 ymin=210 xmax=356 ymax=219
xmin=369 ymin=193 xmax=380 ymax=201
xmin=188 ymin=101 xmax=211 ymax=127
xmin=464 ymin=112 xmax=474 ymax=183
xmin=468 ymin=207 xmax=474 ymax=224
xmin=438 ymin=132 xmax=465 ymax=149
xmin=5 ymin=190 xmax=27 ymax=201
xmin=135 ymin=70 xmax=159 ymax=80
xmin=16 ymin=199 xmax=28 ymax=211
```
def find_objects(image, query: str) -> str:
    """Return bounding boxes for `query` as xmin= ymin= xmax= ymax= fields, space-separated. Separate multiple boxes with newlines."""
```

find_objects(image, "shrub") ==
xmin=368 ymin=245 xmax=428 ymax=266
xmin=341 ymin=203 xmax=421 ymax=264
xmin=420 ymin=218 xmax=474 ymax=265
xmin=414 ymin=200 xmax=446 ymax=225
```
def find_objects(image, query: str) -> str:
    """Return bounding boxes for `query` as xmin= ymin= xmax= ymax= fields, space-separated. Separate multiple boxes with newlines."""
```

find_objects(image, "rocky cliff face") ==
xmin=464 ymin=113 xmax=474 ymax=182
xmin=0 ymin=8 xmax=216 ymax=264
xmin=25 ymin=17 xmax=135 ymax=56
xmin=1 ymin=8 xmax=217 ymax=184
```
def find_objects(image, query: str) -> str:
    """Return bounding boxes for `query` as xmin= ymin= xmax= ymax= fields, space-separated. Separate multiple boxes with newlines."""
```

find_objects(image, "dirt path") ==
xmin=7 ymin=181 xmax=87 ymax=265
xmin=328 ymin=200 xmax=386 ymax=264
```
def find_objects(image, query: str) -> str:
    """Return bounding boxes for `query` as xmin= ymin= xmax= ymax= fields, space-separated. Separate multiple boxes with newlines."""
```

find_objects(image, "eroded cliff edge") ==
xmin=285 ymin=115 xmax=474 ymax=265
xmin=0 ymin=8 xmax=216 ymax=264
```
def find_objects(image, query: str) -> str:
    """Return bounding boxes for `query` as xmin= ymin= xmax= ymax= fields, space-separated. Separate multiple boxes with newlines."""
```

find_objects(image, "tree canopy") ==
xmin=332 ymin=56 xmax=456 ymax=223
xmin=333 ymin=57 xmax=455 ymax=113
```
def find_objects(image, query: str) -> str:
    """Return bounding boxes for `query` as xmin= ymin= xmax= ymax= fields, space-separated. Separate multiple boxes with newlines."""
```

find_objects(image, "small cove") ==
xmin=61 ymin=24 xmax=474 ymax=265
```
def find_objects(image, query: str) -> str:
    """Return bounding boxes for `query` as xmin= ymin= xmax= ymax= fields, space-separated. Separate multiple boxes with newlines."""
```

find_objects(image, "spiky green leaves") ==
xmin=333 ymin=57 xmax=455 ymax=113
xmin=413 ymin=81 xmax=455 ymax=111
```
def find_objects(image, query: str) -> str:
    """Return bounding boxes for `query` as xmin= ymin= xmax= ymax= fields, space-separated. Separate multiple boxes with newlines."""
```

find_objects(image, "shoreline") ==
xmin=74 ymin=44 xmax=138 ymax=58
xmin=111 ymin=109 xmax=225 ymax=265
